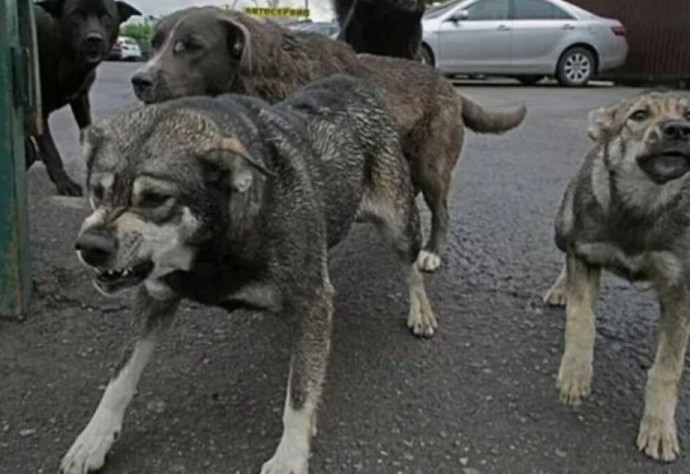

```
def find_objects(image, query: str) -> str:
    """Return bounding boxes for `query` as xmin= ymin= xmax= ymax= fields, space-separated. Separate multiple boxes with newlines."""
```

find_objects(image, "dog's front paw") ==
xmin=55 ymin=178 xmax=83 ymax=197
xmin=60 ymin=413 xmax=121 ymax=474
xmin=557 ymin=356 xmax=592 ymax=406
xmin=417 ymin=250 xmax=441 ymax=272
xmin=407 ymin=289 xmax=438 ymax=339
xmin=637 ymin=415 xmax=680 ymax=462
xmin=260 ymin=451 xmax=308 ymax=474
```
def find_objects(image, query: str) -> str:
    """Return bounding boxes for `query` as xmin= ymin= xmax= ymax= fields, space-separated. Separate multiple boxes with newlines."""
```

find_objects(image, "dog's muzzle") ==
xmin=637 ymin=149 xmax=690 ymax=184
xmin=131 ymin=70 xmax=159 ymax=104
xmin=75 ymin=229 xmax=154 ymax=295
xmin=637 ymin=120 xmax=690 ymax=184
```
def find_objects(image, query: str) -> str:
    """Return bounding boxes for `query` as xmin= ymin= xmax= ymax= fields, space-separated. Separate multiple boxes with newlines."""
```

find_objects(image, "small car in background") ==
xmin=117 ymin=36 xmax=142 ymax=61
xmin=107 ymin=40 xmax=122 ymax=60
xmin=108 ymin=36 xmax=142 ymax=61
xmin=421 ymin=0 xmax=628 ymax=86
xmin=288 ymin=20 xmax=340 ymax=38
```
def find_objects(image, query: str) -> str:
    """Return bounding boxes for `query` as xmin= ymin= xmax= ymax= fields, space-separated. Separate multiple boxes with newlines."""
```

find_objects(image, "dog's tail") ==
xmin=461 ymin=96 xmax=527 ymax=134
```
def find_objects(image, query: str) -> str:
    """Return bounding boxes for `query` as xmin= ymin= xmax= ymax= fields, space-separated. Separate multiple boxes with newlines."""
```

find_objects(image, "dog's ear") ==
xmin=35 ymin=0 xmax=65 ymax=18
xmin=221 ymin=17 xmax=251 ymax=66
xmin=587 ymin=106 xmax=617 ymax=142
xmin=202 ymin=137 xmax=273 ymax=193
xmin=116 ymin=2 xmax=142 ymax=23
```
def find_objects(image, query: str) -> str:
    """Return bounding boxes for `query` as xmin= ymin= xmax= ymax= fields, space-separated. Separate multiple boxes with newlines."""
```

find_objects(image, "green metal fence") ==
xmin=0 ymin=0 xmax=40 ymax=319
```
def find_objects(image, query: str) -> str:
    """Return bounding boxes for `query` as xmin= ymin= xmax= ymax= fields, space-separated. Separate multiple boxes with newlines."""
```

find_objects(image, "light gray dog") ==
xmin=546 ymin=90 xmax=690 ymax=462
xmin=60 ymin=75 xmax=436 ymax=474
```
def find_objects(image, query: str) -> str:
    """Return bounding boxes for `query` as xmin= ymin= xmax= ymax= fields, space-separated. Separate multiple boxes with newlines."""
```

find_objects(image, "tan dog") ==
xmin=546 ymin=90 xmax=690 ymax=462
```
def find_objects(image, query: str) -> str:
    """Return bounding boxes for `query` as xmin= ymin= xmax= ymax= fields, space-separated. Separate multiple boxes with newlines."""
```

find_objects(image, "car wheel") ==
xmin=557 ymin=47 xmax=595 ymax=87
xmin=517 ymin=75 xmax=543 ymax=86
xmin=420 ymin=46 xmax=434 ymax=67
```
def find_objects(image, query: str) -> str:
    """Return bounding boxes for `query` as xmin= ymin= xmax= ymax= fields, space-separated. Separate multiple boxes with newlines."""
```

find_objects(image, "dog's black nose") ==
xmin=85 ymin=33 xmax=105 ymax=49
xmin=75 ymin=230 xmax=117 ymax=267
xmin=131 ymin=72 xmax=153 ymax=91
xmin=662 ymin=120 xmax=690 ymax=140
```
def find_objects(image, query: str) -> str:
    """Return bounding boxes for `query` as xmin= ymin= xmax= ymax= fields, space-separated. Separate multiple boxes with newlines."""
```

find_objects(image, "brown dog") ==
xmin=131 ymin=7 xmax=527 ymax=272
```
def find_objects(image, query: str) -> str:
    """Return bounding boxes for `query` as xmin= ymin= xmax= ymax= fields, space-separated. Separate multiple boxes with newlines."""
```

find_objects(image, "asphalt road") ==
xmin=1 ymin=62 xmax=688 ymax=474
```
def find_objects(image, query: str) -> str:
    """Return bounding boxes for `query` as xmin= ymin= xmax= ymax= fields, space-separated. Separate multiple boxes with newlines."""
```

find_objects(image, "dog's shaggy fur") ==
xmin=545 ymin=90 xmax=690 ymax=463
xmin=333 ymin=0 xmax=425 ymax=59
xmin=60 ymin=74 xmax=437 ymax=474
xmin=131 ymin=7 xmax=527 ymax=271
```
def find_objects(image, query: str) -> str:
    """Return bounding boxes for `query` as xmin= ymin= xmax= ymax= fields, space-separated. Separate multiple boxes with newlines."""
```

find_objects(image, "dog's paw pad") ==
xmin=60 ymin=419 xmax=120 ymax=474
xmin=417 ymin=250 xmax=441 ymax=272
xmin=557 ymin=359 xmax=591 ymax=406
xmin=637 ymin=417 xmax=680 ymax=462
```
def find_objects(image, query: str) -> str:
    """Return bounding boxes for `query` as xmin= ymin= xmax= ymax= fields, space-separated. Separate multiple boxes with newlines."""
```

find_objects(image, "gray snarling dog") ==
xmin=60 ymin=75 xmax=436 ymax=474
xmin=130 ymin=6 xmax=527 ymax=272
xmin=545 ymin=90 xmax=690 ymax=462
xmin=31 ymin=0 xmax=141 ymax=196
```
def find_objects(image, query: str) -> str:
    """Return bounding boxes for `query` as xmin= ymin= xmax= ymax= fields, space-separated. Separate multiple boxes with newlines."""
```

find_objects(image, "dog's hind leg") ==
xmin=358 ymin=149 xmax=437 ymax=338
xmin=414 ymin=108 xmax=464 ymax=273
xmin=637 ymin=288 xmax=690 ymax=462
xmin=544 ymin=263 xmax=568 ymax=306
xmin=262 ymin=274 xmax=334 ymax=474
xmin=60 ymin=288 xmax=179 ymax=474
xmin=557 ymin=252 xmax=600 ymax=407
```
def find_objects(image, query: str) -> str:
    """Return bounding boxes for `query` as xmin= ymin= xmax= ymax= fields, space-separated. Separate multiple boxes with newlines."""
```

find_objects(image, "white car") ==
xmin=117 ymin=36 xmax=142 ymax=61
xmin=421 ymin=0 xmax=629 ymax=86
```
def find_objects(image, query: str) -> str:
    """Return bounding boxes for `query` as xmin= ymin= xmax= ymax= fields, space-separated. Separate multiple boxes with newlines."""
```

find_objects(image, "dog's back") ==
xmin=277 ymin=75 xmax=408 ymax=246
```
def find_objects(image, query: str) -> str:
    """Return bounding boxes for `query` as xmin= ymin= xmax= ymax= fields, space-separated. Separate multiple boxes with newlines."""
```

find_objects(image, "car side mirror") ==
xmin=447 ymin=10 xmax=469 ymax=22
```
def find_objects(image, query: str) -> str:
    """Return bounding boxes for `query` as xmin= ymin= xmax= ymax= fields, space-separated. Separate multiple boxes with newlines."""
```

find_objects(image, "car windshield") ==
xmin=424 ymin=0 xmax=465 ymax=19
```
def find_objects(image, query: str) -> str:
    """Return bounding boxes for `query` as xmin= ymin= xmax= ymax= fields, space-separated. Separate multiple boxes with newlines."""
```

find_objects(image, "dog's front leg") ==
xmin=637 ymin=289 xmax=690 ymax=462
xmin=262 ymin=277 xmax=335 ymax=474
xmin=60 ymin=288 xmax=179 ymax=474
xmin=36 ymin=122 xmax=83 ymax=196
xmin=557 ymin=251 xmax=600 ymax=406
xmin=70 ymin=94 xmax=92 ymax=146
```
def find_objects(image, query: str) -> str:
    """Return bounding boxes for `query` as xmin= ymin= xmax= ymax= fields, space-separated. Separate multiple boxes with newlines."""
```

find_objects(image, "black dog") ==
xmin=30 ymin=0 xmax=140 ymax=196
xmin=334 ymin=0 xmax=425 ymax=59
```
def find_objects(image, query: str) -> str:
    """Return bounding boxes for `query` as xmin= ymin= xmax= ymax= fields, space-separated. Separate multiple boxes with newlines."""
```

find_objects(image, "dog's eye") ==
xmin=630 ymin=109 xmax=650 ymax=122
xmin=173 ymin=41 xmax=185 ymax=54
xmin=139 ymin=191 xmax=171 ymax=208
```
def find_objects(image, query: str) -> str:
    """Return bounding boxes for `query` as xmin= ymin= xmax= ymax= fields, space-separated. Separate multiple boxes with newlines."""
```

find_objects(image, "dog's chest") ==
xmin=43 ymin=63 xmax=95 ymax=111
xmin=575 ymin=241 xmax=684 ymax=284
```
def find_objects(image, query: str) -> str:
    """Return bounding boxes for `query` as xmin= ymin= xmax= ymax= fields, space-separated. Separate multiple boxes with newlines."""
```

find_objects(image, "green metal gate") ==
xmin=0 ymin=0 xmax=40 ymax=319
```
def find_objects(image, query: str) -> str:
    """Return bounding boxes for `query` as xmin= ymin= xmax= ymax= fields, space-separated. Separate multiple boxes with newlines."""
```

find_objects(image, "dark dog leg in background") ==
xmin=35 ymin=119 xmax=83 ymax=196
xmin=70 ymin=93 xmax=92 ymax=144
